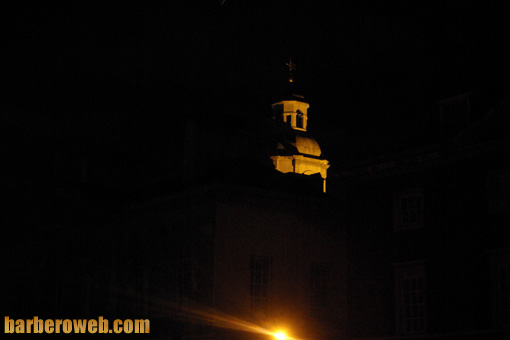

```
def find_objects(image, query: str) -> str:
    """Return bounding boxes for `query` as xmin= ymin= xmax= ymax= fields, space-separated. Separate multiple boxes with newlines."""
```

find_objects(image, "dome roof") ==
xmin=275 ymin=128 xmax=323 ymax=158
xmin=294 ymin=134 xmax=321 ymax=157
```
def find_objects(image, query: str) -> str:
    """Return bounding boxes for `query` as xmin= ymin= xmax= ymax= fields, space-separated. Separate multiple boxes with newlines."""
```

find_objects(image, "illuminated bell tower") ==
xmin=270 ymin=60 xmax=330 ymax=192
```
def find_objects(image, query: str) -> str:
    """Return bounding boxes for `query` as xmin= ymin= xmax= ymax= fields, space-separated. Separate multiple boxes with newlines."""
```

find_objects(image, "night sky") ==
xmin=4 ymin=1 xmax=510 ymax=193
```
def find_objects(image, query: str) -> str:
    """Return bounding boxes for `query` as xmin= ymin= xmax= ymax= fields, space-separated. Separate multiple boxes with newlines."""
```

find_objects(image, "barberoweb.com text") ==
xmin=5 ymin=316 xmax=149 ymax=334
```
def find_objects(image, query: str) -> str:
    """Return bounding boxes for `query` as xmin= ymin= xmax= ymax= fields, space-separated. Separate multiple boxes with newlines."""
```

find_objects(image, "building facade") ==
xmin=338 ymin=95 xmax=510 ymax=340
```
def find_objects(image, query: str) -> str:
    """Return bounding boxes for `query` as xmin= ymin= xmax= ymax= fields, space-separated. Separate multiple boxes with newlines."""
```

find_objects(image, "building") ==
xmin=104 ymin=179 xmax=346 ymax=340
xmin=337 ymin=93 xmax=510 ymax=340
xmin=2 ymin=66 xmax=345 ymax=340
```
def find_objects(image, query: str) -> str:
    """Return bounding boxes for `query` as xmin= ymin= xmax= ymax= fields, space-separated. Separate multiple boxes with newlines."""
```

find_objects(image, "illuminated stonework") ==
xmin=273 ymin=100 xmax=310 ymax=132
xmin=270 ymin=99 xmax=330 ymax=192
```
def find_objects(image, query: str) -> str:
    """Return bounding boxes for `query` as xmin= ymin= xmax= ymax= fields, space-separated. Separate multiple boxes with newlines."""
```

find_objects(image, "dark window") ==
xmin=402 ymin=275 xmax=425 ymax=333
xmin=487 ymin=170 xmax=510 ymax=214
xmin=250 ymin=256 xmax=272 ymax=311
xmin=311 ymin=263 xmax=330 ymax=317
xmin=394 ymin=262 xmax=426 ymax=335
xmin=497 ymin=263 xmax=510 ymax=326
xmin=490 ymin=250 xmax=510 ymax=327
xmin=394 ymin=189 xmax=424 ymax=231
xmin=401 ymin=195 xmax=422 ymax=224
xmin=296 ymin=111 xmax=303 ymax=129
xmin=492 ymin=254 xmax=510 ymax=327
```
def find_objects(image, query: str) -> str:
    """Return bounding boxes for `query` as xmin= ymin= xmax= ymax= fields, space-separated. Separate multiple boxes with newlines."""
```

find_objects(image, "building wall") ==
xmin=93 ymin=183 xmax=348 ymax=340
xmin=212 ymin=187 xmax=347 ymax=340
xmin=341 ymin=140 xmax=510 ymax=340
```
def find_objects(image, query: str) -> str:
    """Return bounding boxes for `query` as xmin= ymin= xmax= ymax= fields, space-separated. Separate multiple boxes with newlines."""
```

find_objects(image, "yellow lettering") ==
xmin=15 ymin=319 xmax=25 ymax=333
xmin=88 ymin=319 xmax=97 ymax=333
xmin=123 ymin=319 xmax=133 ymax=334
xmin=33 ymin=316 xmax=44 ymax=333
xmin=98 ymin=316 xmax=108 ymax=334
xmin=135 ymin=319 xmax=150 ymax=333
xmin=4 ymin=316 xmax=15 ymax=334
xmin=45 ymin=319 xmax=54 ymax=334
xmin=73 ymin=319 xmax=87 ymax=333
xmin=26 ymin=319 xmax=33 ymax=333
xmin=114 ymin=319 xmax=122 ymax=333
xmin=62 ymin=320 xmax=72 ymax=334
xmin=55 ymin=319 xmax=62 ymax=333
xmin=5 ymin=317 xmax=150 ymax=335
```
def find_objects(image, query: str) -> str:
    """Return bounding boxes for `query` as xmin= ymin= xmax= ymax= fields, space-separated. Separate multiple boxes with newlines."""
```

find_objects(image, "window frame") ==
xmin=394 ymin=261 xmax=426 ymax=335
xmin=487 ymin=170 xmax=510 ymax=214
xmin=393 ymin=188 xmax=425 ymax=231
xmin=250 ymin=256 xmax=273 ymax=311
xmin=490 ymin=249 xmax=510 ymax=328
xmin=310 ymin=262 xmax=330 ymax=318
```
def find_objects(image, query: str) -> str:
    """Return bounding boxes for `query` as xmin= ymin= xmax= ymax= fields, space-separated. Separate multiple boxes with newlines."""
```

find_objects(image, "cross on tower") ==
xmin=285 ymin=59 xmax=296 ymax=72
xmin=285 ymin=59 xmax=296 ymax=83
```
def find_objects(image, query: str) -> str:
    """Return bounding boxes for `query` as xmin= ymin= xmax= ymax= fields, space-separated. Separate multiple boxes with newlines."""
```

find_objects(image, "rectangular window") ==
xmin=402 ymin=274 xmax=425 ymax=333
xmin=487 ymin=170 xmax=510 ymax=214
xmin=394 ymin=189 xmax=424 ymax=231
xmin=310 ymin=263 xmax=330 ymax=317
xmin=496 ymin=263 xmax=510 ymax=326
xmin=250 ymin=256 xmax=272 ymax=311
xmin=394 ymin=262 xmax=426 ymax=335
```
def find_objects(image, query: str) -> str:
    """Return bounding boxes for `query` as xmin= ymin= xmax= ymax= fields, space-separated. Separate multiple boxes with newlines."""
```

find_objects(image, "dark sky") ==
xmin=4 ymin=1 xmax=510 ymax=187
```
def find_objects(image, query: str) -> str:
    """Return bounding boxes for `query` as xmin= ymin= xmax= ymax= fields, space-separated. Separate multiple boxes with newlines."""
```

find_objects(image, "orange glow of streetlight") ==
xmin=273 ymin=332 xmax=287 ymax=340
